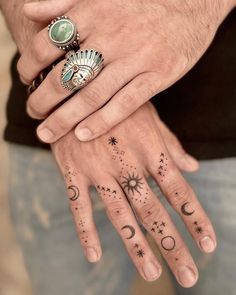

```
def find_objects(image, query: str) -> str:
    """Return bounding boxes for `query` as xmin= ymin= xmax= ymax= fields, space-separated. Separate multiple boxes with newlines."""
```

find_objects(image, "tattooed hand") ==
xmin=18 ymin=0 xmax=236 ymax=143
xmin=52 ymin=102 xmax=216 ymax=287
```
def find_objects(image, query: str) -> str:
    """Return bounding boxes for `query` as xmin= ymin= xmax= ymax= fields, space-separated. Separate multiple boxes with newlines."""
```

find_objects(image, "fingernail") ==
xmin=200 ymin=236 xmax=216 ymax=253
xmin=75 ymin=128 xmax=92 ymax=141
xmin=37 ymin=128 xmax=54 ymax=142
xmin=184 ymin=154 xmax=199 ymax=169
xmin=86 ymin=248 xmax=99 ymax=263
xmin=176 ymin=266 xmax=197 ymax=287
xmin=142 ymin=262 xmax=160 ymax=281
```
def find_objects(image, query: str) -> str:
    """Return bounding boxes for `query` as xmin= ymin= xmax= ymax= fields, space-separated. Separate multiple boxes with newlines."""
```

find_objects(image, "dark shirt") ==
xmin=4 ymin=9 xmax=236 ymax=160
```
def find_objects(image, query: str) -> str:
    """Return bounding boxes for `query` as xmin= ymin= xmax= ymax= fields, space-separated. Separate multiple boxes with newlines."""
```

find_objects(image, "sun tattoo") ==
xmin=108 ymin=137 xmax=118 ymax=146
xmin=122 ymin=172 xmax=143 ymax=195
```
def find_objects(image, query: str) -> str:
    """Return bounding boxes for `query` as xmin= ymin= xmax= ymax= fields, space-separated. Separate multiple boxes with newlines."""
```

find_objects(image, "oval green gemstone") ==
xmin=50 ymin=20 xmax=74 ymax=44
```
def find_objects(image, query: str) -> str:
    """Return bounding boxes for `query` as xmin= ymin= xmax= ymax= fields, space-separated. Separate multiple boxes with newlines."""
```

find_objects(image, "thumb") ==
xmin=24 ymin=0 xmax=78 ymax=23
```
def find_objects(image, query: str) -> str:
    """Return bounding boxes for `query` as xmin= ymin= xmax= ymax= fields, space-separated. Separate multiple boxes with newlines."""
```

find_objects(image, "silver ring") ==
xmin=48 ymin=16 xmax=80 ymax=51
xmin=61 ymin=49 xmax=104 ymax=92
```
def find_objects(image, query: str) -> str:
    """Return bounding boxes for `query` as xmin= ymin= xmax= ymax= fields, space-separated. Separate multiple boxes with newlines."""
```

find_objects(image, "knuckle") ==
xmin=138 ymin=201 xmax=163 ymax=226
xmin=106 ymin=201 xmax=128 ymax=221
xmin=32 ymin=33 xmax=51 ymax=64
xmin=27 ymin=99 xmax=46 ymax=119
xmin=117 ymin=93 xmax=137 ymax=112
xmin=93 ymin=113 xmax=110 ymax=132
xmin=48 ymin=111 xmax=73 ymax=132
xmin=164 ymin=244 xmax=185 ymax=257
xmin=48 ymin=66 xmax=62 ymax=93
xmin=82 ymin=86 xmax=103 ymax=109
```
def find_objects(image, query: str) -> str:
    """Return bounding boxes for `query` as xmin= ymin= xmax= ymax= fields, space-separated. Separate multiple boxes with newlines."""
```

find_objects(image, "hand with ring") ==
xmin=52 ymin=102 xmax=216 ymax=287
xmin=18 ymin=0 xmax=236 ymax=143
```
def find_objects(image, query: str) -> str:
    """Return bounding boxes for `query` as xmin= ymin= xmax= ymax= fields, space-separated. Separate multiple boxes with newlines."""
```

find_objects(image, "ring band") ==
xmin=61 ymin=49 xmax=104 ymax=92
xmin=48 ymin=16 xmax=80 ymax=51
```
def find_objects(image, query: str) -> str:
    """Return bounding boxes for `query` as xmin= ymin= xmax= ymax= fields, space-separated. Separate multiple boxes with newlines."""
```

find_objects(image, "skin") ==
xmin=0 ymin=0 xmax=217 ymax=287
xmin=52 ymin=102 xmax=217 ymax=287
xmin=18 ymin=0 xmax=236 ymax=143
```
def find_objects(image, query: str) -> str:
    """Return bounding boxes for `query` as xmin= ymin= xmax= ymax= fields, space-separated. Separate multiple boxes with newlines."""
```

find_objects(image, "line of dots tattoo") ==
xmin=64 ymin=165 xmax=79 ymax=184
xmin=157 ymin=153 xmax=168 ymax=182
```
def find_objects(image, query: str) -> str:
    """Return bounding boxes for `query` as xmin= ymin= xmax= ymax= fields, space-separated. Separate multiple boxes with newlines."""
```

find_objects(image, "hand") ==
xmin=18 ymin=0 xmax=235 ymax=143
xmin=52 ymin=102 xmax=216 ymax=287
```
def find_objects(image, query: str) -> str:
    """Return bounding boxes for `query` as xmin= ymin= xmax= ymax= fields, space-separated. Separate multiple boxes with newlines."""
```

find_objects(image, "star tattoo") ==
xmin=137 ymin=249 xmax=145 ymax=258
xmin=108 ymin=137 xmax=118 ymax=146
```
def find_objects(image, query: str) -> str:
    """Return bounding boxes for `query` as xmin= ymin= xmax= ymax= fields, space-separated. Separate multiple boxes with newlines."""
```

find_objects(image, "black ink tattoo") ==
xmin=181 ymin=202 xmax=195 ymax=216
xmin=121 ymin=225 xmax=136 ymax=239
xmin=122 ymin=172 xmax=143 ymax=195
xmin=67 ymin=185 xmax=80 ymax=201
xmin=97 ymin=185 xmax=122 ymax=200
xmin=157 ymin=153 xmax=168 ymax=182
xmin=136 ymin=249 xmax=145 ymax=258
xmin=151 ymin=220 xmax=167 ymax=236
xmin=64 ymin=165 xmax=78 ymax=183
xmin=134 ymin=243 xmax=139 ymax=249
xmin=108 ymin=137 xmax=118 ymax=146
xmin=193 ymin=221 xmax=203 ymax=234
xmin=79 ymin=220 xmax=85 ymax=227
xmin=161 ymin=236 xmax=176 ymax=251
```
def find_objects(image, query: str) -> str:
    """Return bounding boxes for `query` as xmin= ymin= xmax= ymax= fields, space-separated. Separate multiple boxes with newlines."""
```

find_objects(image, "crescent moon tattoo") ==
xmin=181 ymin=202 xmax=195 ymax=216
xmin=121 ymin=225 xmax=135 ymax=239
xmin=67 ymin=185 xmax=80 ymax=201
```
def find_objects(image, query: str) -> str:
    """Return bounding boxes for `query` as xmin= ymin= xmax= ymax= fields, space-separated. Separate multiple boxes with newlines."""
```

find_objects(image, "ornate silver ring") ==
xmin=61 ymin=49 xmax=104 ymax=92
xmin=48 ymin=16 xmax=80 ymax=51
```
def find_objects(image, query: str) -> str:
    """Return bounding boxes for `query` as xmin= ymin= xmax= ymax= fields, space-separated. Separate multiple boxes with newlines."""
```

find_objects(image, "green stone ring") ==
xmin=61 ymin=49 xmax=104 ymax=92
xmin=48 ymin=16 xmax=80 ymax=51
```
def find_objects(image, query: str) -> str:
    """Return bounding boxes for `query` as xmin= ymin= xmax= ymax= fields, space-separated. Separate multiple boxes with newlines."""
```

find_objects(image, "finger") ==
xmin=74 ymin=72 xmax=162 ymax=141
xmin=24 ymin=0 xmax=79 ymax=23
xmin=61 ymin=164 xmax=102 ymax=263
xmin=116 ymin=166 xmax=198 ymax=288
xmin=35 ymin=58 xmax=138 ymax=142
xmin=155 ymin=117 xmax=199 ymax=172
xmin=17 ymin=9 xmax=91 ymax=84
xmin=95 ymin=174 xmax=162 ymax=282
xmin=148 ymin=151 xmax=217 ymax=254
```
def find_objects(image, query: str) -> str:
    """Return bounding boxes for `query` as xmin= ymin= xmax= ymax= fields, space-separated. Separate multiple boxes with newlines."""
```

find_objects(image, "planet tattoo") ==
xmin=181 ymin=202 xmax=195 ymax=216
xmin=67 ymin=185 xmax=80 ymax=201
xmin=121 ymin=225 xmax=136 ymax=239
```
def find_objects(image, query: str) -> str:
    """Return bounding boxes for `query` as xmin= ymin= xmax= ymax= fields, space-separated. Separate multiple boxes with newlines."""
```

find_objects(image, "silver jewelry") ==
xmin=48 ymin=16 xmax=80 ymax=51
xmin=61 ymin=49 xmax=104 ymax=92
